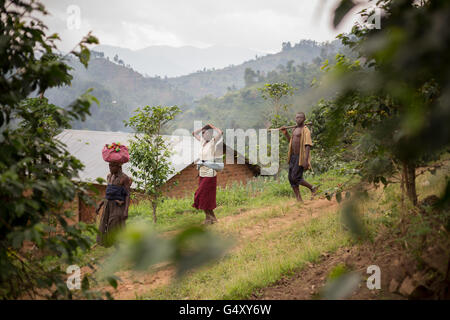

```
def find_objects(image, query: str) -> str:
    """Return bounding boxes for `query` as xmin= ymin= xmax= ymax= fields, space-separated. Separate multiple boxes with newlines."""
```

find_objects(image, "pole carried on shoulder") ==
xmin=268 ymin=122 xmax=313 ymax=131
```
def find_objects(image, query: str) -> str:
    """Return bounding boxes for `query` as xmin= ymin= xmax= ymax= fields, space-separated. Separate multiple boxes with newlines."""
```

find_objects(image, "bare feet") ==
xmin=202 ymin=211 xmax=218 ymax=225
xmin=311 ymin=185 xmax=319 ymax=200
xmin=202 ymin=219 xmax=213 ymax=225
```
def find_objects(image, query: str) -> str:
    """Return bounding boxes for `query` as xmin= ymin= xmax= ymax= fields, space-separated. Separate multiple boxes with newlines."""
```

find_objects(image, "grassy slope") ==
xmin=132 ymin=159 xmax=448 ymax=300
xmin=120 ymin=164 xmax=360 ymax=299
xmin=79 ymin=155 xmax=448 ymax=300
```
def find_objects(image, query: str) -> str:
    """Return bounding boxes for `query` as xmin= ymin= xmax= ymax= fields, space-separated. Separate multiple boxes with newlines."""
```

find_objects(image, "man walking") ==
xmin=280 ymin=112 xmax=318 ymax=202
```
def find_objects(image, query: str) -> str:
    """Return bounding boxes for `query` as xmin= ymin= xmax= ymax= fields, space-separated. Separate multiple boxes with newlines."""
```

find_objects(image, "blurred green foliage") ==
xmin=0 ymin=0 xmax=102 ymax=299
xmin=99 ymin=222 xmax=232 ymax=281
xmin=310 ymin=0 xmax=450 ymax=207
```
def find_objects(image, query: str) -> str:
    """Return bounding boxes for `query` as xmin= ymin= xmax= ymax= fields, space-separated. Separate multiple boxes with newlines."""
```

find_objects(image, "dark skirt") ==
xmin=97 ymin=200 xmax=126 ymax=247
xmin=192 ymin=176 xmax=217 ymax=210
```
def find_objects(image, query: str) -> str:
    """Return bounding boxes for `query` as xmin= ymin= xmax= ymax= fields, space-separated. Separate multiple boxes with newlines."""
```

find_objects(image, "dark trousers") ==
xmin=288 ymin=154 xmax=305 ymax=187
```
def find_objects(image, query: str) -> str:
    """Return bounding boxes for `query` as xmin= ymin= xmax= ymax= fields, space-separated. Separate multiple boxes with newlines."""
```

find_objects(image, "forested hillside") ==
xmin=166 ymin=40 xmax=343 ymax=98
xmin=172 ymin=41 xmax=350 ymax=130
xmin=45 ymin=57 xmax=193 ymax=131
xmin=46 ymin=39 xmax=345 ymax=132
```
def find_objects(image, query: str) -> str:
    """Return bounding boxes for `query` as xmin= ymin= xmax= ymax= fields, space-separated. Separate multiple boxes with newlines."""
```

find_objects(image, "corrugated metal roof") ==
xmin=55 ymin=129 xmax=204 ymax=186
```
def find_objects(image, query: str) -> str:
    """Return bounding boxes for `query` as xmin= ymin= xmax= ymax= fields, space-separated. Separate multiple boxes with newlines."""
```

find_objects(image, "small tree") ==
xmin=125 ymin=105 xmax=181 ymax=223
xmin=259 ymin=82 xmax=296 ymax=169
xmin=259 ymin=82 xmax=295 ymax=117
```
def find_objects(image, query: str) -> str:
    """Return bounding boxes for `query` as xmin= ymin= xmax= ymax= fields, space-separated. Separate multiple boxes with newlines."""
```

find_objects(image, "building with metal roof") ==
xmin=56 ymin=129 xmax=261 ymax=222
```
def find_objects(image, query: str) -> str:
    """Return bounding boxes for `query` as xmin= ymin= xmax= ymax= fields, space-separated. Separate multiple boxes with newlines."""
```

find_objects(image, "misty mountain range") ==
xmin=93 ymin=44 xmax=266 ymax=78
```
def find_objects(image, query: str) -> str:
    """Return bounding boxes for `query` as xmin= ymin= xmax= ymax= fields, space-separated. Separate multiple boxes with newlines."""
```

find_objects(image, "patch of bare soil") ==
xmin=104 ymin=267 xmax=175 ymax=300
xmin=222 ymin=198 xmax=339 ymax=247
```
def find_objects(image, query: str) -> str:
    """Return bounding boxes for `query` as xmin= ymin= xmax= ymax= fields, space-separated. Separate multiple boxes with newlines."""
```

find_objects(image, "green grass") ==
xmin=126 ymin=164 xmax=360 ymax=232
xmin=327 ymin=263 xmax=350 ymax=281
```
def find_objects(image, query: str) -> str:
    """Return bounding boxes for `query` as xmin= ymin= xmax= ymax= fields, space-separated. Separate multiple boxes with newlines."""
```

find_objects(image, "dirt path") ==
xmin=103 ymin=267 xmax=175 ymax=300
xmin=252 ymin=240 xmax=406 ymax=300
xmin=99 ymin=197 xmax=339 ymax=299
xmin=219 ymin=198 xmax=339 ymax=247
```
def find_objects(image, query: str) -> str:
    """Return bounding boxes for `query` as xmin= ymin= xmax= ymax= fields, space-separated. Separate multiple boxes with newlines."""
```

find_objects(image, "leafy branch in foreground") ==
xmin=312 ymin=0 xmax=450 ymax=207
xmin=0 ymin=0 xmax=103 ymax=299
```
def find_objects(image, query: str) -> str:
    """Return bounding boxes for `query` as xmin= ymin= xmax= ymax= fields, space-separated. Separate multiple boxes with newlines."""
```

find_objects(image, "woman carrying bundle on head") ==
xmin=96 ymin=142 xmax=132 ymax=247
xmin=192 ymin=124 xmax=223 ymax=225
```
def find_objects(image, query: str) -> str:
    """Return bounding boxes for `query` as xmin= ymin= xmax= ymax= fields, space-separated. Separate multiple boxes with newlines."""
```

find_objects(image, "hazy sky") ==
xmin=41 ymin=0 xmax=366 ymax=53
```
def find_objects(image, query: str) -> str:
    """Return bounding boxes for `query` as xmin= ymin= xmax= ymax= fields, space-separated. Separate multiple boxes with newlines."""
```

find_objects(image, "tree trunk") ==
xmin=151 ymin=201 xmax=157 ymax=223
xmin=402 ymin=161 xmax=418 ymax=206
xmin=400 ymin=166 xmax=406 ymax=232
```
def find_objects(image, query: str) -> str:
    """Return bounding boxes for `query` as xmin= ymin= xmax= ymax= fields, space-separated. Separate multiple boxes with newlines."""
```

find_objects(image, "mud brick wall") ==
xmin=162 ymin=163 xmax=258 ymax=198
xmin=78 ymin=184 xmax=106 ymax=224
